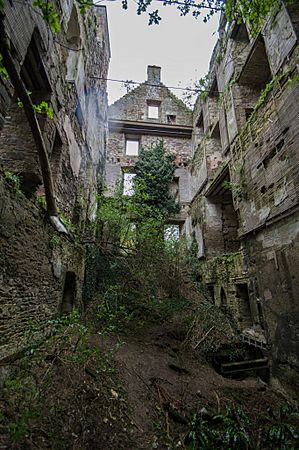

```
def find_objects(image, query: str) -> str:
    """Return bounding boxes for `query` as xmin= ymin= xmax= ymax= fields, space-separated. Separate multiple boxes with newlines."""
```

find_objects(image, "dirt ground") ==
xmin=1 ymin=305 xmax=297 ymax=450
xmin=93 ymin=314 xmax=293 ymax=450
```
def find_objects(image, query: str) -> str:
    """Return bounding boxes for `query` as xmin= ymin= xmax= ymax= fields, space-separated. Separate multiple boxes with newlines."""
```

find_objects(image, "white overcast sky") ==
xmin=102 ymin=0 xmax=220 ymax=105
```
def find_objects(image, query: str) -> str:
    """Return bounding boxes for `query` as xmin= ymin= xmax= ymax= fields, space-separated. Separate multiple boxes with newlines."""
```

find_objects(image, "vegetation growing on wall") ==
xmin=83 ymin=140 xmax=181 ymax=303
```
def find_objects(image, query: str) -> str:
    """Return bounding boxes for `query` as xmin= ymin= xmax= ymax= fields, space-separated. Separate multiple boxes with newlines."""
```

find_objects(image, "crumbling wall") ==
xmin=186 ymin=2 xmax=299 ymax=392
xmin=0 ymin=174 xmax=85 ymax=359
xmin=0 ymin=2 xmax=110 ymax=360
xmin=106 ymin=66 xmax=193 ymax=219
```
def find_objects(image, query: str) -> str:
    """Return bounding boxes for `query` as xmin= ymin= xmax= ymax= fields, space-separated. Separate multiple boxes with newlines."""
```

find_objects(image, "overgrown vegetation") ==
xmin=188 ymin=403 xmax=299 ymax=449
xmin=3 ymin=169 xmax=21 ymax=193
xmin=0 ymin=310 xmax=133 ymax=449
xmin=84 ymin=141 xmax=182 ymax=303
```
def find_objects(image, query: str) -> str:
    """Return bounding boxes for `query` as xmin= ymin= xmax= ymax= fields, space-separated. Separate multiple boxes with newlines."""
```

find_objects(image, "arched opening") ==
xmin=61 ymin=271 xmax=76 ymax=314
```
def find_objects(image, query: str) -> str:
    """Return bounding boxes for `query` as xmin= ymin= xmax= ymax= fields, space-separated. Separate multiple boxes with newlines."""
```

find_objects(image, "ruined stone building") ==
xmin=106 ymin=65 xmax=193 ymax=229
xmin=0 ymin=0 xmax=298 ymax=398
xmin=0 ymin=1 xmax=110 ymax=359
xmin=105 ymin=5 xmax=299 ymax=394
xmin=185 ymin=3 xmax=299 ymax=392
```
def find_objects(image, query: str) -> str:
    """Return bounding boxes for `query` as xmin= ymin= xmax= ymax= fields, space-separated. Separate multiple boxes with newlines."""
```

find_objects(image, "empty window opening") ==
xmin=164 ymin=224 xmax=180 ymax=241
xmin=61 ymin=271 xmax=76 ymax=314
xmin=220 ymin=287 xmax=227 ymax=311
xmin=123 ymin=172 xmax=136 ymax=196
xmin=66 ymin=6 xmax=81 ymax=49
xmin=207 ymin=168 xmax=240 ymax=254
xmin=222 ymin=194 xmax=240 ymax=252
xmin=196 ymin=112 xmax=204 ymax=140
xmin=211 ymin=121 xmax=221 ymax=140
xmin=231 ymin=22 xmax=250 ymax=42
xmin=209 ymin=75 xmax=219 ymax=98
xmin=147 ymin=101 xmax=160 ymax=119
xmin=66 ymin=6 xmax=81 ymax=81
xmin=50 ymin=131 xmax=63 ymax=181
xmin=238 ymin=36 xmax=271 ymax=103
xmin=236 ymin=283 xmax=252 ymax=328
xmin=167 ymin=114 xmax=176 ymax=124
xmin=20 ymin=28 xmax=51 ymax=104
xmin=207 ymin=284 xmax=215 ymax=303
xmin=125 ymin=138 xmax=139 ymax=156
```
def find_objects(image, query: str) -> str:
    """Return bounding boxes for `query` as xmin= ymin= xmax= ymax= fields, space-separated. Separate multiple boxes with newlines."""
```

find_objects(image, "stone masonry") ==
xmin=0 ymin=1 xmax=110 ymax=360
xmin=185 ymin=3 xmax=299 ymax=394
xmin=106 ymin=66 xmax=193 ymax=223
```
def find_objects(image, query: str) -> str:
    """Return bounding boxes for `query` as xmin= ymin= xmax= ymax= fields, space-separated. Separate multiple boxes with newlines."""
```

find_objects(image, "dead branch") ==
xmin=193 ymin=326 xmax=215 ymax=350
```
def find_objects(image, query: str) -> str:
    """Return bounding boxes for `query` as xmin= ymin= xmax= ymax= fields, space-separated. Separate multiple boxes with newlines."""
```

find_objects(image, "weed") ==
xmin=4 ymin=170 xmax=21 ymax=192
xmin=59 ymin=212 xmax=76 ymax=235
xmin=49 ymin=233 xmax=61 ymax=249
xmin=37 ymin=194 xmax=47 ymax=210
xmin=222 ymin=180 xmax=245 ymax=198
xmin=265 ymin=404 xmax=299 ymax=449
xmin=187 ymin=404 xmax=299 ymax=450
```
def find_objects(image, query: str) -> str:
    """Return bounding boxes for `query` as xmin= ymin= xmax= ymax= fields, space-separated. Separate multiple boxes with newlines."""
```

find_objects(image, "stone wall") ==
xmin=106 ymin=66 xmax=193 ymax=219
xmin=109 ymin=68 xmax=192 ymax=126
xmin=0 ymin=2 xmax=110 ymax=360
xmin=186 ymin=3 xmax=299 ymax=393
xmin=0 ymin=174 xmax=85 ymax=359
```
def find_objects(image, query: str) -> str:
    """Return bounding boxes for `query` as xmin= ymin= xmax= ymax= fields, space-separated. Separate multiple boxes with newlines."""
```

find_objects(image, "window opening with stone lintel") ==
xmin=125 ymin=138 xmax=140 ymax=156
xmin=20 ymin=28 xmax=52 ymax=104
xmin=147 ymin=101 xmax=160 ymax=119
xmin=237 ymin=35 xmax=271 ymax=126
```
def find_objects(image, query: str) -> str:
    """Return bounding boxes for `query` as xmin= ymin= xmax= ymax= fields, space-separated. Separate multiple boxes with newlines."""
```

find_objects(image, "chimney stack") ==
xmin=147 ymin=65 xmax=161 ymax=85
